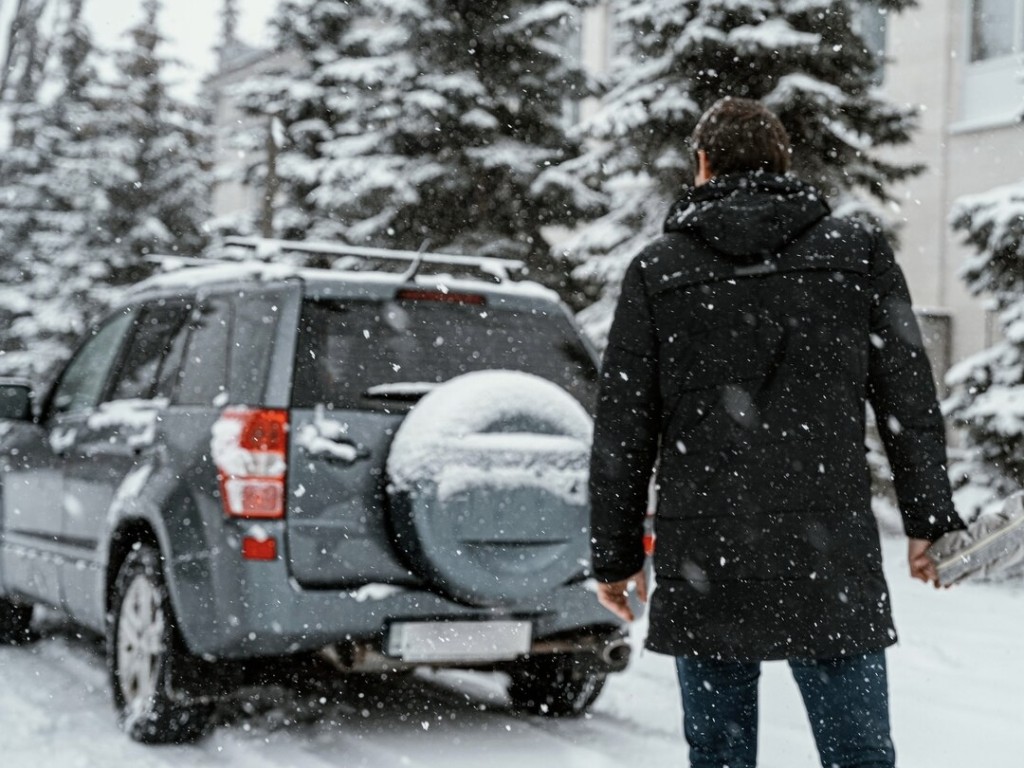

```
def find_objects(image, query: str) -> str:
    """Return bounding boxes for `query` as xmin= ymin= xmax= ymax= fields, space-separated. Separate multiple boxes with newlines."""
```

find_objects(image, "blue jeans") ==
xmin=675 ymin=651 xmax=895 ymax=768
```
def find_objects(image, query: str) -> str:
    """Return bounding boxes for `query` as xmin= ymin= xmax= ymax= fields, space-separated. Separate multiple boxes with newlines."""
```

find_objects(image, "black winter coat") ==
xmin=589 ymin=172 xmax=965 ymax=661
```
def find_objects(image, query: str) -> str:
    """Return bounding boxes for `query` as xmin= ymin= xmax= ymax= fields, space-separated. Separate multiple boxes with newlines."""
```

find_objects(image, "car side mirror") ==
xmin=0 ymin=380 xmax=34 ymax=422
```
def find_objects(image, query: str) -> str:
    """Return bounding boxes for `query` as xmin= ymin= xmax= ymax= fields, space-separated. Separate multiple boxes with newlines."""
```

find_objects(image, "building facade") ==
xmin=885 ymin=0 xmax=1024 ymax=374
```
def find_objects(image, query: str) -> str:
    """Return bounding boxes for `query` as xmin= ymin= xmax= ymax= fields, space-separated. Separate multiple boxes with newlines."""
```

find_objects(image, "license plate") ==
xmin=386 ymin=620 xmax=532 ymax=663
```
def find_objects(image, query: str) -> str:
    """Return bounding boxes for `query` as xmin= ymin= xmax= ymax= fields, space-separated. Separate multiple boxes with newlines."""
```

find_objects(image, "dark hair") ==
xmin=691 ymin=97 xmax=791 ymax=176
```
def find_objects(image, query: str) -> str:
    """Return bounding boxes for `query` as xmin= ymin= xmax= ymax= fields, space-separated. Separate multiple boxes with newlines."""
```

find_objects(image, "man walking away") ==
xmin=588 ymin=97 xmax=965 ymax=768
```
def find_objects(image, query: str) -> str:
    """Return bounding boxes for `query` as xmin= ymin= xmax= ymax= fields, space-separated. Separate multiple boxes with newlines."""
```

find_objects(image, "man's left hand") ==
xmin=596 ymin=571 xmax=648 ymax=622
xmin=908 ymin=537 xmax=941 ymax=587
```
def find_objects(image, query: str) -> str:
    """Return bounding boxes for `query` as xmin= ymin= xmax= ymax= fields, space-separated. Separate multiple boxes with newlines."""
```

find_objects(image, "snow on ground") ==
xmin=0 ymin=535 xmax=1021 ymax=767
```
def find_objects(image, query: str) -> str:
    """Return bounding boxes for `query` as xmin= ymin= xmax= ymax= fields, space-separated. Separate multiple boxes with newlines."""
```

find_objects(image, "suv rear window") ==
xmin=292 ymin=298 xmax=597 ymax=411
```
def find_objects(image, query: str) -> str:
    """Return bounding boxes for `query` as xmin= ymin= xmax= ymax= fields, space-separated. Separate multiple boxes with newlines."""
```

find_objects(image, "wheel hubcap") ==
xmin=117 ymin=573 xmax=166 ymax=711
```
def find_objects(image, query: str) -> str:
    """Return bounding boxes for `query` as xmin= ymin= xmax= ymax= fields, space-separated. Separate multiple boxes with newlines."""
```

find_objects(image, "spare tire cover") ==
xmin=386 ymin=370 xmax=592 ymax=607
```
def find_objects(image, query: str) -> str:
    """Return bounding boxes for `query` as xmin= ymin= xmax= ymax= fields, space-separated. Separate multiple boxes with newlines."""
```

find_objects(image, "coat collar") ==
xmin=664 ymin=172 xmax=831 ymax=263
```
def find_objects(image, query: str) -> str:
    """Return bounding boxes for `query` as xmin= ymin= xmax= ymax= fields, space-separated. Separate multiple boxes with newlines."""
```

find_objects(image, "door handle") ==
xmin=297 ymin=415 xmax=370 ymax=464
xmin=83 ymin=443 xmax=144 ymax=459
xmin=297 ymin=432 xmax=370 ymax=464
xmin=312 ymin=438 xmax=370 ymax=463
xmin=49 ymin=426 xmax=77 ymax=455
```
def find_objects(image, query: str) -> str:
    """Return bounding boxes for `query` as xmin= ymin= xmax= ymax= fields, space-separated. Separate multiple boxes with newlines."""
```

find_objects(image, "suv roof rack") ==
xmin=220 ymin=237 xmax=527 ymax=283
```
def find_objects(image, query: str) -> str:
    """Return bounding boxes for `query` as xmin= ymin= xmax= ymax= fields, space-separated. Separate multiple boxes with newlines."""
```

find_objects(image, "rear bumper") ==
xmin=173 ymin=536 xmax=623 ymax=663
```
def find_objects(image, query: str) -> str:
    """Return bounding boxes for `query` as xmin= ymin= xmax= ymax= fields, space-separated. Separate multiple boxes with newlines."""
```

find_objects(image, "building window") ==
xmin=970 ymin=0 xmax=1023 ymax=61
xmin=854 ymin=3 xmax=888 ymax=83
xmin=559 ymin=6 xmax=585 ymax=126
xmin=915 ymin=310 xmax=953 ymax=395
xmin=960 ymin=0 xmax=1024 ymax=125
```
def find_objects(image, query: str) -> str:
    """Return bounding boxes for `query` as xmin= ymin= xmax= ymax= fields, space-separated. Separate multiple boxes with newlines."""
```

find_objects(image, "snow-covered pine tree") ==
xmin=0 ymin=0 xmax=53 ymax=300
xmin=232 ymin=0 xmax=370 ymax=243
xmin=945 ymin=180 xmax=1024 ymax=521
xmin=565 ymin=0 xmax=921 ymax=344
xmin=219 ymin=0 xmax=240 ymax=51
xmin=239 ymin=0 xmax=600 ymax=296
xmin=0 ymin=0 xmax=112 ymax=376
xmin=0 ymin=0 xmax=52 ymax=104
xmin=92 ymin=0 xmax=211 ymax=289
xmin=0 ymin=0 xmax=49 ymax=297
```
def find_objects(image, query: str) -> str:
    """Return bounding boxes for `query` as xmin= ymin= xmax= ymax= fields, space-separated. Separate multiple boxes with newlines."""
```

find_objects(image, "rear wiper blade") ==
xmin=362 ymin=382 xmax=438 ymax=401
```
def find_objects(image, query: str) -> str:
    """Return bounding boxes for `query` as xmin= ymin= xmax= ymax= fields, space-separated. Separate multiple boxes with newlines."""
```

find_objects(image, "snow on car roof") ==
xmin=130 ymin=259 xmax=562 ymax=305
xmin=130 ymin=260 xmax=300 ymax=293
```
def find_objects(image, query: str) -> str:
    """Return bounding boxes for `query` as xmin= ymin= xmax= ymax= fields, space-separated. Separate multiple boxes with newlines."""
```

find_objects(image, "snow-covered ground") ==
xmin=1 ymin=536 xmax=1020 ymax=767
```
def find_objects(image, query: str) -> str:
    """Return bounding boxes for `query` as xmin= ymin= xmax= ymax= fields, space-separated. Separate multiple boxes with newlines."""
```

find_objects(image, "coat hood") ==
xmin=663 ymin=172 xmax=830 ymax=263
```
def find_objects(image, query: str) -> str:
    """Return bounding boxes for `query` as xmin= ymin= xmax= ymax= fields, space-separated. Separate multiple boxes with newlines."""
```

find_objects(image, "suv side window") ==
xmin=153 ymin=304 xmax=193 ymax=400
xmin=50 ymin=311 xmax=135 ymax=416
xmin=176 ymin=296 xmax=231 ymax=406
xmin=230 ymin=288 xmax=281 ymax=404
xmin=107 ymin=301 xmax=191 ymax=402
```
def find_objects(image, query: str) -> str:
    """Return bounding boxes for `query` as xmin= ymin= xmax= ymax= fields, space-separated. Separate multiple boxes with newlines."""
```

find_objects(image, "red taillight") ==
xmin=211 ymin=408 xmax=288 ymax=519
xmin=238 ymin=409 xmax=288 ymax=452
xmin=242 ymin=535 xmax=278 ymax=561
xmin=395 ymin=288 xmax=486 ymax=305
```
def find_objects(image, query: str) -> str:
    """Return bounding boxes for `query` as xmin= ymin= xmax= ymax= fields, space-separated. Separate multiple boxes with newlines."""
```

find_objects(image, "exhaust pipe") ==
xmin=529 ymin=632 xmax=633 ymax=673
xmin=600 ymin=638 xmax=631 ymax=672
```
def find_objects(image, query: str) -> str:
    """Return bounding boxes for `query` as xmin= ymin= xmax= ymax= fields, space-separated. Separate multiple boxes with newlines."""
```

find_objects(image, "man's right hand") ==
xmin=596 ymin=571 xmax=648 ymax=623
xmin=908 ymin=537 xmax=940 ymax=587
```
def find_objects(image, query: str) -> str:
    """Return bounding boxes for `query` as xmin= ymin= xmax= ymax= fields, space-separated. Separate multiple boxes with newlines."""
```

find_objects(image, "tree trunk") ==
xmin=261 ymin=116 xmax=279 ymax=239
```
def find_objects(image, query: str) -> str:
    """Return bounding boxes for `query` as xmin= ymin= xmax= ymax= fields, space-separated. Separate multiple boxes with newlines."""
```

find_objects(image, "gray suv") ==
xmin=0 ymin=242 xmax=628 ymax=743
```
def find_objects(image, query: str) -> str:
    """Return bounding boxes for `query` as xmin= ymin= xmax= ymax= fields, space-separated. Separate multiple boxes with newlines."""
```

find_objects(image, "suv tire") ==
xmin=0 ymin=596 xmax=33 ymax=644
xmin=387 ymin=370 xmax=592 ymax=606
xmin=508 ymin=654 xmax=606 ymax=717
xmin=108 ymin=546 xmax=211 ymax=743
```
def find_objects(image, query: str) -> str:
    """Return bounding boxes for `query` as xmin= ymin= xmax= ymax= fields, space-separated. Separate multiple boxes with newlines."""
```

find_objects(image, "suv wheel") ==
xmin=508 ymin=654 xmax=606 ymax=717
xmin=108 ymin=546 xmax=211 ymax=743
xmin=0 ymin=596 xmax=33 ymax=644
xmin=387 ymin=370 xmax=593 ymax=607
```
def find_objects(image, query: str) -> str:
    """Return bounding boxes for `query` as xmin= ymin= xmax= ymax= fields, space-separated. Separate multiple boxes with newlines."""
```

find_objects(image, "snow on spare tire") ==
xmin=387 ymin=370 xmax=593 ymax=607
